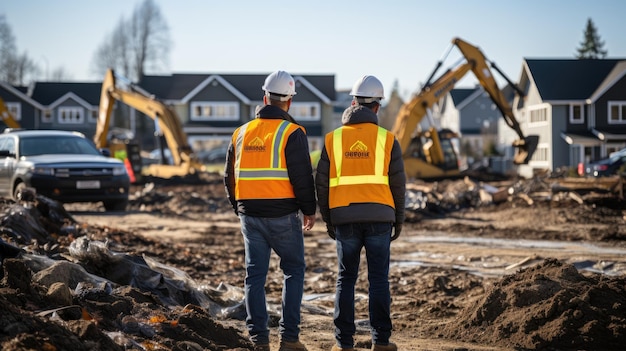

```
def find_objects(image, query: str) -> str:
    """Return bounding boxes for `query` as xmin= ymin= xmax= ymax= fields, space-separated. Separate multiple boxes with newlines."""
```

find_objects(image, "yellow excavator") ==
xmin=0 ymin=97 xmax=21 ymax=129
xmin=391 ymin=37 xmax=539 ymax=180
xmin=94 ymin=68 xmax=205 ymax=179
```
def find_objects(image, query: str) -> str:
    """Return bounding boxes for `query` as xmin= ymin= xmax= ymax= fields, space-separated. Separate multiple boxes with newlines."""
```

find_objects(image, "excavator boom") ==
xmin=392 ymin=37 xmax=539 ymax=180
xmin=96 ymin=69 xmax=205 ymax=179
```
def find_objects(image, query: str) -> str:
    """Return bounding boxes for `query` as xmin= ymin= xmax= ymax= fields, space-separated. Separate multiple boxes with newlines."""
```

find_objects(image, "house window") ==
xmin=5 ymin=102 xmax=21 ymax=121
xmin=531 ymin=144 xmax=549 ymax=163
xmin=570 ymin=104 xmax=584 ymax=124
xmin=608 ymin=101 xmax=626 ymax=123
xmin=58 ymin=107 xmax=84 ymax=124
xmin=190 ymin=102 xmax=239 ymax=121
xmin=89 ymin=109 xmax=98 ymax=123
xmin=290 ymin=102 xmax=321 ymax=121
xmin=42 ymin=109 xmax=52 ymax=123
xmin=528 ymin=106 xmax=548 ymax=124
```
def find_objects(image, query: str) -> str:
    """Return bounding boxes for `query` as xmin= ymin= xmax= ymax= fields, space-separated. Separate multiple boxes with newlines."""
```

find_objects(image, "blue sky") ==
xmin=2 ymin=0 xmax=625 ymax=100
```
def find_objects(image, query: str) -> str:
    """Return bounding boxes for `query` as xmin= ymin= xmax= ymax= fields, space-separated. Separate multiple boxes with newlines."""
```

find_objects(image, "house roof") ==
xmin=139 ymin=73 xmax=336 ymax=103
xmin=525 ymin=59 xmax=624 ymax=101
xmin=29 ymin=82 xmax=102 ymax=106
xmin=449 ymin=88 xmax=476 ymax=105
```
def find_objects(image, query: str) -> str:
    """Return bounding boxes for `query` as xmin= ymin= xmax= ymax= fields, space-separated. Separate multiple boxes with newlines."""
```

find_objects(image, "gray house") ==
xmin=28 ymin=82 xmax=102 ymax=138
xmin=0 ymin=73 xmax=336 ymax=155
xmin=0 ymin=81 xmax=102 ymax=137
xmin=512 ymin=59 xmax=626 ymax=178
xmin=138 ymin=73 xmax=335 ymax=152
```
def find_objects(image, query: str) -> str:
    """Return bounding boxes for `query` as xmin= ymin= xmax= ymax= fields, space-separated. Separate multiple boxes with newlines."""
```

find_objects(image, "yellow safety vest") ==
xmin=326 ymin=123 xmax=395 ymax=208
xmin=233 ymin=119 xmax=304 ymax=200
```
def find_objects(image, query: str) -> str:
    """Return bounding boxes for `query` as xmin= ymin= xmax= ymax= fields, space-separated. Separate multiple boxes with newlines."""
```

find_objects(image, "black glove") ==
xmin=391 ymin=223 xmax=402 ymax=241
xmin=326 ymin=224 xmax=336 ymax=240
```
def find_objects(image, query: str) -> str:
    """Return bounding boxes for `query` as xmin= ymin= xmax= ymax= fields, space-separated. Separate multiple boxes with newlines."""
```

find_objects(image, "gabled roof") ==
xmin=524 ymin=59 xmax=624 ymax=101
xmin=449 ymin=88 xmax=476 ymax=106
xmin=48 ymin=92 xmax=95 ymax=110
xmin=29 ymin=82 xmax=102 ymax=106
xmin=589 ymin=61 xmax=626 ymax=103
xmin=139 ymin=73 xmax=336 ymax=104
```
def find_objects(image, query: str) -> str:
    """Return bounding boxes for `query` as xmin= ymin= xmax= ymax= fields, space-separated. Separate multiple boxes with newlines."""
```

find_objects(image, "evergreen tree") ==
xmin=576 ymin=18 xmax=607 ymax=59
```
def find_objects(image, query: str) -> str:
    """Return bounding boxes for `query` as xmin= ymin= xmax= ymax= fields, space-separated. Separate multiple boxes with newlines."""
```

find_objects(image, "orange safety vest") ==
xmin=326 ymin=123 xmax=395 ymax=209
xmin=233 ymin=118 xmax=304 ymax=200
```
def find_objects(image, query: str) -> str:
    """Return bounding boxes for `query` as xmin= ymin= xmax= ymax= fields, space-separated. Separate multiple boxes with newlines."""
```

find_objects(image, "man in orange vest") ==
xmin=224 ymin=70 xmax=316 ymax=351
xmin=315 ymin=75 xmax=406 ymax=351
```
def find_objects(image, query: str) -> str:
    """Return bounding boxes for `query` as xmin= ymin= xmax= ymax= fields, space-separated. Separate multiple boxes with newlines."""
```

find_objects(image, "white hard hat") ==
xmin=349 ymin=75 xmax=384 ymax=103
xmin=262 ymin=70 xmax=297 ymax=101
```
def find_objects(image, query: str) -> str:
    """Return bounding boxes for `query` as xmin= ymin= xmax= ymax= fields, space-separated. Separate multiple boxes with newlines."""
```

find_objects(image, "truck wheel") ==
xmin=13 ymin=182 xmax=36 ymax=202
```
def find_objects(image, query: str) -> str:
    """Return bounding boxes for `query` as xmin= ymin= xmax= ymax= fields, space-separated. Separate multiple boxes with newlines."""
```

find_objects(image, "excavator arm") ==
xmin=391 ymin=37 xmax=538 ymax=179
xmin=95 ymin=69 xmax=205 ymax=178
xmin=453 ymin=38 xmax=538 ymax=164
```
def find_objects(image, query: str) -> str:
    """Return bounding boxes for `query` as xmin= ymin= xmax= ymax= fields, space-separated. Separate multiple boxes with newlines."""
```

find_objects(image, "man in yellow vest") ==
xmin=315 ymin=75 xmax=406 ymax=351
xmin=224 ymin=70 xmax=316 ymax=351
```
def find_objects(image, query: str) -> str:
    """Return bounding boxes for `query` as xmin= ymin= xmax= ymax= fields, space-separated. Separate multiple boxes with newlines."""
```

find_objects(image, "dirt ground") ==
xmin=1 ymin=172 xmax=626 ymax=351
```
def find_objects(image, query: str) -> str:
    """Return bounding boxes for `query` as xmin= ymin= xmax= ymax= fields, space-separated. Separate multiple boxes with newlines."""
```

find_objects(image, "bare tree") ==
xmin=92 ymin=17 xmax=132 ymax=79
xmin=49 ymin=67 xmax=73 ymax=81
xmin=576 ymin=18 xmax=607 ymax=59
xmin=0 ymin=15 xmax=42 ymax=85
xmin=91 ymin=0 xmax=170 ymax=82
xmin=0 ymin=15 xmax=17 ymax=81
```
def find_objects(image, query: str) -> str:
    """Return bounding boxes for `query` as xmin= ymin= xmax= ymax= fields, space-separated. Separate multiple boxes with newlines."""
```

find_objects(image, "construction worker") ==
xmin=315 ymin=75 xmax=406 ymax=351
xmin=224 ymin=70 xmax=316 ymax=351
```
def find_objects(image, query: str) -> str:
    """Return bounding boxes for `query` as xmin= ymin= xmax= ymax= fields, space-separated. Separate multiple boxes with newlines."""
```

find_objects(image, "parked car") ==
xmin=196 ymin=146 xmax=228 ymax=164
xmin=580 ymin=148 xmax=626 ymax=177
xmin=0 ymin=129 xmax=130 ymax=211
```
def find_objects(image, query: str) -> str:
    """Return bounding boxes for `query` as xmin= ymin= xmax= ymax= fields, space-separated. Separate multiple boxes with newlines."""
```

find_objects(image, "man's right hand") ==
xmin=391 ymin=223 xmax=402 ymax=241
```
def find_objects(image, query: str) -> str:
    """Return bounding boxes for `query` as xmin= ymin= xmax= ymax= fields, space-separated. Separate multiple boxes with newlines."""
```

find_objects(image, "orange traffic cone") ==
xmin=124 ymin=158 xmax=136 ymax=183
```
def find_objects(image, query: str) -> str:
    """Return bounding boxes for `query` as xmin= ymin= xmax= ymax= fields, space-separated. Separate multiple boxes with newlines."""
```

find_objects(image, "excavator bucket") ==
xmin=513 ymin=135 xmax=539 ymax=165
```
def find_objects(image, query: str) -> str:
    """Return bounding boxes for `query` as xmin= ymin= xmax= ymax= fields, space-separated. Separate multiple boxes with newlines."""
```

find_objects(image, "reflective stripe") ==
xmin=238 ymin=168 xmax=289 ymax=179
xmin=272 ymin=120 xmax=290 ymax=169
xmin=329 ymin=126 xmax=389 ymax=187
xmin=234 ymin=123 xmax=247 ymax=179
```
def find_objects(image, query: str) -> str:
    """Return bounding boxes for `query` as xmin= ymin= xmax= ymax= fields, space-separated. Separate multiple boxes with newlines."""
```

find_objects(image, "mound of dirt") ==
xmin=1 ymin=173 xmax=625 ymax=351
xmin=442 ymin=258 xmax=626 ymax=350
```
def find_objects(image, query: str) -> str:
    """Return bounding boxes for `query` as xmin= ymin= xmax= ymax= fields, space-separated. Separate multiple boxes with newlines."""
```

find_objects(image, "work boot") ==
xmin=372 ymin=342 xmax=397 ymax=351
xmin=331 ymin=345 xmax=355 ymax=351
xmin=278 ymin=340 xmax=308 ymax=351
xmin=253 ymin=343 xmax=270 ymax=351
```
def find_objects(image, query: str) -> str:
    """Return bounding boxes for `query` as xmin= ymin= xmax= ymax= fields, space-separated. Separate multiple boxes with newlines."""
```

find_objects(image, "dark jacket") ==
xmin=315 ymin=105 xmax=406 ymax=226
xmin=224 ymin=105 xmax=317 ymax=218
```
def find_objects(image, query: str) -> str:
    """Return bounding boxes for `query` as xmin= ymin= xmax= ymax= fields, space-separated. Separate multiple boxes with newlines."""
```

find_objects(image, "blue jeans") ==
xmin=334 ymin=222 xmax=392 ymax=348
xmin=240 ymin=212 xmax=306 ymax=345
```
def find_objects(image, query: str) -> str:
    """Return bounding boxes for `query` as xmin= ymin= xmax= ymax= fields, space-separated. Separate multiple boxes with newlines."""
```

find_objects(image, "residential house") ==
xmin=438 ymin=85 xmax=519 ymax=170
xmin=138 ymin=73 xmax=335 ymax=153
xmin=0 ymin=73 xmax=336 ymax=156
xmin=28 ymin=82 xmax=102 ymax=138
xmin=512 ymin=59 xmax=626 ymax=178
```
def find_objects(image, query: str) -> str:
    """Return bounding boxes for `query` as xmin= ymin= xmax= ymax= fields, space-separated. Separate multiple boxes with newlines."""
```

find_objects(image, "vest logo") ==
xmin=345 ymin=140 xmax=369 ymax=158
xmin=245 ymin=136 xmax=266 ymax=152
